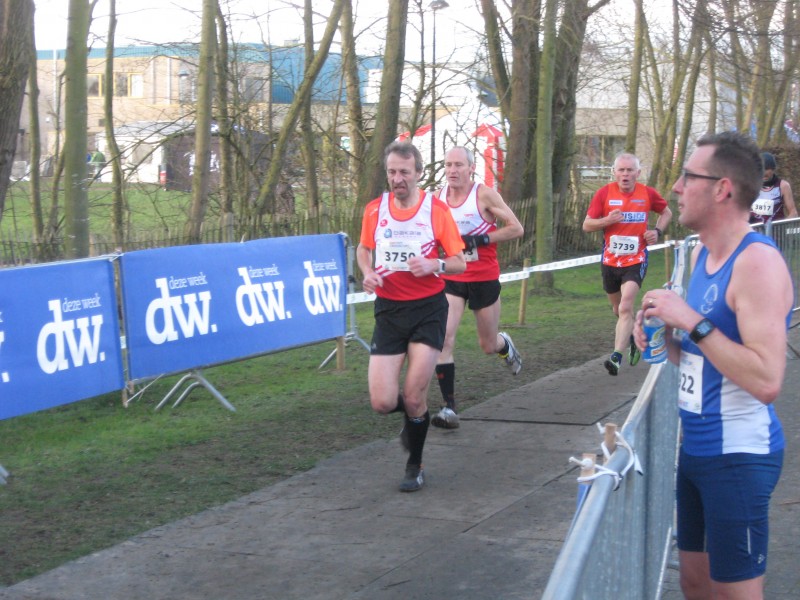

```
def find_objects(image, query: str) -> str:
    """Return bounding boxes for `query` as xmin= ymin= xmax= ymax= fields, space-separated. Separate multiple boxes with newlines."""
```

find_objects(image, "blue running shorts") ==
xmin=676 ymin=448 xmax=783 ymax=583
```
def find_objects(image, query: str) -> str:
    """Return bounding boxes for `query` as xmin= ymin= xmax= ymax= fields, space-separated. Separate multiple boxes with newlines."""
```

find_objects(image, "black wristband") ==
xmin=462 ymin=234 xmax=490 ymax=250
xmin=689 ymin=318 xmax=715 ymax=343
xmin=654 ymin=227 xmax=662 ymax=238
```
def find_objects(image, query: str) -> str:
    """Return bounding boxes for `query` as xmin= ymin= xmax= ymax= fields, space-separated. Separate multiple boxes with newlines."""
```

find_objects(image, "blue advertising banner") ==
xmin=0 ymin=259 xmax=125 ymax=421
xmin=120 ymin=234 xmax=347 ymax=381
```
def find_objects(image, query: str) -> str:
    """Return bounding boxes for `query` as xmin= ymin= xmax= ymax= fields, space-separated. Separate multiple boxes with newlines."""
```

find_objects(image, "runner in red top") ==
xmin=582 ymin=152 xmax=672 ymax=376
xmin=431 ymin=146 xmax=524 ymax=430
xmin=357 ymin=141 xmax=465 ymax=492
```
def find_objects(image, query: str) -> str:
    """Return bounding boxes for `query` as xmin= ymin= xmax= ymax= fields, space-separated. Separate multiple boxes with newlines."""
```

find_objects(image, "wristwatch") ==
xmin=689 ymin=318 xmax=716 ymax=343
xmin=654 ymin=227 xmax=663 ymax=238
xmin=438 ymin=259 xmax=446 ymax=274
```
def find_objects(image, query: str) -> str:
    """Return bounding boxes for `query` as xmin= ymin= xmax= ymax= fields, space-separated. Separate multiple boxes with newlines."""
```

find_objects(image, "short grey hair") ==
xmin=384 ymin=141 xmax=423 ymax=173
xmin=613 ymin=152 xmax=641 ymax=170
xmin=447 ymin=146 xmax=475 ymax=167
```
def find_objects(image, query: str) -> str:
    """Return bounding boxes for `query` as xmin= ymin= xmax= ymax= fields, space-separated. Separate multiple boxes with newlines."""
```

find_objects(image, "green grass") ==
xmin=1 ymin=181 xmax=193 ymax=238
xmin=0 ymin=246 xmax=672 ymax=585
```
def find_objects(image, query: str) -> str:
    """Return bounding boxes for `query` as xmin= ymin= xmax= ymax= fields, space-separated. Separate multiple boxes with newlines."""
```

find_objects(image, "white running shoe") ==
xmin=431 ymin=407 xmax=460 ymax=429
xmin=499 ymin=331 xmax=522 ymax=375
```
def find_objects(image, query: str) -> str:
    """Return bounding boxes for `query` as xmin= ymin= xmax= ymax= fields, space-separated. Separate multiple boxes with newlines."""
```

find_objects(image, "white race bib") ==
xmin=464 ymin=246 xmax=479 ymax=262
xmin=375 ymin=240 xmax=422 ymax=271
xmin=609 ymin=235 xmax=639 ymax=256
xmin=678 ymin=352 xmax=704 ymax=414
xmin=751 ymin=198 xmax=774 ymax=216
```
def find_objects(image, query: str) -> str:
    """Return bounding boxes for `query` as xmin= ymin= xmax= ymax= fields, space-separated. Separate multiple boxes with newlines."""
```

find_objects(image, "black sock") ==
xmin=406 ymin=411 xmax=430 ymax=467
xmin=390 ymin=393 xmax=405 ymax=414
xmin=499 ymin=339 xmax=510 ymax=355
xmin=434 ymin=363 xmax=456 ymax=410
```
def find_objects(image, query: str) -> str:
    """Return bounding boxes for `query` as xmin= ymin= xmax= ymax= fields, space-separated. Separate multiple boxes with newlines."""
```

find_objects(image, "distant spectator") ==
xmin=749 ymin=151 xmax=797 ymax=223
xmin=89 ymin=149 xmax=106 ymax=180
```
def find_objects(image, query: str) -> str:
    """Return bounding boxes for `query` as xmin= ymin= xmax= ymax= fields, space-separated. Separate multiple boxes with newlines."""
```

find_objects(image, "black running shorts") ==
xmin=370 ymin=292 xmax=448 ymax=355
xmin=601 ymin=261 xmax=647 ymax=294
xmin=444 ymin=279 xmax=502 ymax=311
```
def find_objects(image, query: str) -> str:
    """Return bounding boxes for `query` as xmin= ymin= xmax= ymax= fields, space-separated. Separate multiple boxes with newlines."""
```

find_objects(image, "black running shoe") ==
xmin=604 ymin=355 xmax=621 ymax=376
xmin=399 ymin=464 xmax=424 ymax=492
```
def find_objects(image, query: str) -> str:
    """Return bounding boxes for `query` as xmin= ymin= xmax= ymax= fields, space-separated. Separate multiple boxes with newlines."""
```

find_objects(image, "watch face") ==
xmin=691 ymin=319 xmax=715 ymax=342
xmin=697 ymin=320 xmax=714 ymax=336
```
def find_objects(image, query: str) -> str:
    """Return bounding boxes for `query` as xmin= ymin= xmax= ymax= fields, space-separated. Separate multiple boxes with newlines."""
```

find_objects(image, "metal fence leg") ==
xmin=320 ymin=236 xmax=369 ymax=370
xmin=154 ymin=370 xmax=235 ymax=412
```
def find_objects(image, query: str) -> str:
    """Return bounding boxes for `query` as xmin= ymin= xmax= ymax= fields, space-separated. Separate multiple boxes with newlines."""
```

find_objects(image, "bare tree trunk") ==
xmin=764 ymin=0 xmax=800 ymax=144
xmin=354 ymin=0 xmax=407 ymax=214
xmin=705 ymin=30 xmax=717 ymax=135
xmin=0 ymin=0 xmax=34 ymax=220
xmin=642 ymin=19 xmax=664 ymax=146
xmin=751 ymin=0 xmax=778 ymax=146
xmin=721 ymin=0 xmax=746 ymax=131
xmin=255 ymin=0 xmax=345 ymax=220
xmin=671 ymin=29 xmax=705 ymax=186
xmin=45 ymin=69 xmax=65 ymax=243
xmin=104 ymin=0 xmax=127 ymax=249
xmin=27 ymin=5 xmax=44 ymax=246
xmin=63 ymin=0 xmax=93 ymax=258
xmin=186 ymin=0 xmax=217 ymax=243
xmin=533 ymin=0 xmax=557 ymax=288
xmin=651 ymin=0 xmax=706 ymax=192
xmin=480 ymin=0 xmax=511 ymax=119
xmin=501 ymin=0 xmax=534 ymax=208
xmin=214 ymin=1 xmax=236 ymax=241
xmin=551 ymin=0 xmax=610 ymax=252
xmin=301 ymin=0 xmax=320 ymax=226
xmin=625 ymin=0 xmax=644 ymax=152
xmin=340 ymin=0 xmax=364 ymax=200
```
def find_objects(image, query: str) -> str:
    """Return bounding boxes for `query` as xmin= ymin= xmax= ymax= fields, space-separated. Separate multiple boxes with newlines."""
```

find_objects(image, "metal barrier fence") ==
xmin=541 ymin=217 xmax=800 ymax=599
xmin=541 ymin=363 xmax=681 ymax=600
xmin=764 ymin=217 xmax=800 ymax=315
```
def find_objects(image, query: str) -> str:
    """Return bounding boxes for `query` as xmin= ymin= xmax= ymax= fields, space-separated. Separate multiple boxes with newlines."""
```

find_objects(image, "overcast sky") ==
xmin=34 ymin=1 xmax=673 ymax=63
xmin=33 ymin=0 xmax=492 ymax=62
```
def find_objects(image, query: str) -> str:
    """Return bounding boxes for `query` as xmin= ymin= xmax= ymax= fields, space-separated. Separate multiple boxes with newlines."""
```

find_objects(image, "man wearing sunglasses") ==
xmin=582 ymin=152 xmax=672 ymax=376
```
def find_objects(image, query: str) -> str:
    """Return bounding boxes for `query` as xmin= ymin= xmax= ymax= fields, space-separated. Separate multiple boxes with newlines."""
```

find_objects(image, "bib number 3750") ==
xmin=376 ymin=240 xmax=422 ymax=271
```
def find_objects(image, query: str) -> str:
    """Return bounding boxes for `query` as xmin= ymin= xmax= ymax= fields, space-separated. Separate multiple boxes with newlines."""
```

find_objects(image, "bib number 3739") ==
xmin=609 ymin=235 xmax=639 ymax=256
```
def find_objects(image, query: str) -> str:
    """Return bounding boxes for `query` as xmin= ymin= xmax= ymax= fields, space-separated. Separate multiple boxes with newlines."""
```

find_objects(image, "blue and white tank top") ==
xmin=679 ymin=232 xmax=786 ymax=456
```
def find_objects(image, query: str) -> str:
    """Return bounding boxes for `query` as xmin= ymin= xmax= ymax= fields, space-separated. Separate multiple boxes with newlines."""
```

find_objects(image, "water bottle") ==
xmin=642 ymin=315 xmax=667 ymax=364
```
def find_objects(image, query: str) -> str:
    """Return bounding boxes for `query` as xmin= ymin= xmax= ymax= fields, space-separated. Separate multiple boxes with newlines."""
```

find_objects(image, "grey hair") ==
xmin=613 ymin=152 xmax=641 ymax=170
xmin=384 ymin=141 xmax=424 ymax=173
xmin=447 ymin=146 xmax=475 ymax=167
